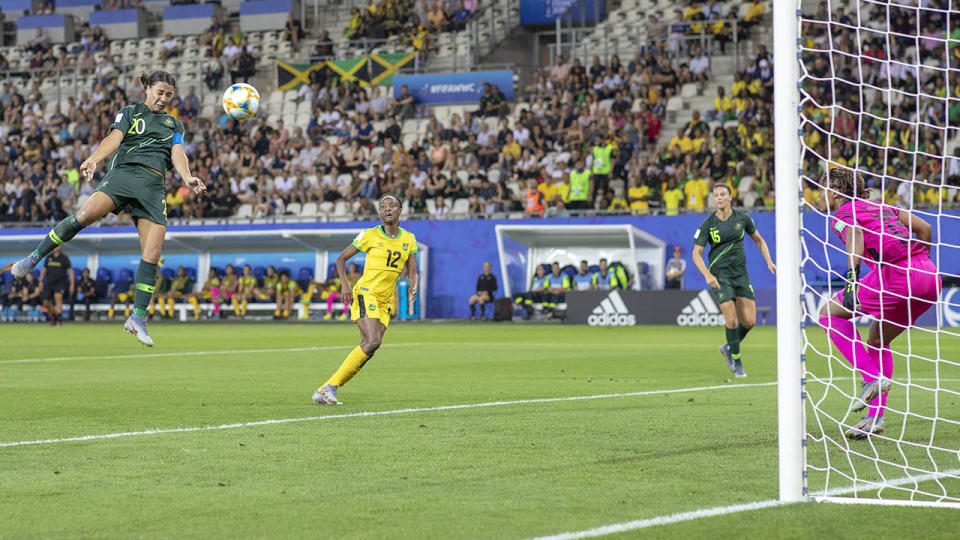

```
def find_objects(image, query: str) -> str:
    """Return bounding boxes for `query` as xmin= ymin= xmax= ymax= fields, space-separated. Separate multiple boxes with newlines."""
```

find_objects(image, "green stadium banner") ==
xmin=276 ymin=51 xmax=418 ymax=91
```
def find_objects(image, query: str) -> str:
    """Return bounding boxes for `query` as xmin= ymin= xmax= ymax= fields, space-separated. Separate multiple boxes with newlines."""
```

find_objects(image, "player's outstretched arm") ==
xmin=898 ymin=209 xmax=933 ymax=244
xmin=172 ymin=144 xmax=206 ymax=195
xmin=336 ymin=244 xmax=361 ymax=307
xmin=79 ymin=129 xmax=124 ymax=181
xmin=750 ymin=230 xmax=776 ymax=274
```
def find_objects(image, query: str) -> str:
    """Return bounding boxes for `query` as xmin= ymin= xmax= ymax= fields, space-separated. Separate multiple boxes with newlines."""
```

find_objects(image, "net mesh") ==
xmin=797 ymin=0 xmax=960 ymax=504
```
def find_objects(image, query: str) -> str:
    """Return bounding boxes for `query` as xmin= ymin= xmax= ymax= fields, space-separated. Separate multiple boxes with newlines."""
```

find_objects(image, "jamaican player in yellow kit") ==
xmin=0 ymin=70 xmax=206 ymax=346
xmin=313 ymin=195 xmax=419 ymax=405
xmin=236 ymin=264 xmax=258 ymax=316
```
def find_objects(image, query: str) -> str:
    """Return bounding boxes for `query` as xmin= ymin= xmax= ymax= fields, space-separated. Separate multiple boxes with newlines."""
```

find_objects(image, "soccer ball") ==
xmin=222 ymin=83 xmax=260 ymax=121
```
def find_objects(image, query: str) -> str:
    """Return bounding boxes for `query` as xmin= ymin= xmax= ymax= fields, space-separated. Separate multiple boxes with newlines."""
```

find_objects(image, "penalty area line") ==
xmin=0 ymin=382 xmax=776 ymax=448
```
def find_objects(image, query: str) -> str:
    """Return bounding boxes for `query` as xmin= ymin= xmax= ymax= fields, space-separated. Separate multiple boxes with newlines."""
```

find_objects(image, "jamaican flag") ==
xmin=276 ymin=51 xmax=418 ymax=91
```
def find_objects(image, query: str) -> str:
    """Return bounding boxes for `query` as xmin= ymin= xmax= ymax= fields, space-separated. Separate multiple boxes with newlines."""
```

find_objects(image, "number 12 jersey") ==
xmin=352 ymin=225 xmax=418 ymax=299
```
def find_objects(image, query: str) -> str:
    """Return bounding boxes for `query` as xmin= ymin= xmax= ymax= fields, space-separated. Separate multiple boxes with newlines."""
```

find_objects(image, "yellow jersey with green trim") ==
xmin=352 ymin=225 xmax=418 ymax=299
xmin=238 ymin=275 xmax=258 ymax=290
xmin=262 ymin=274 xmax=279 ymax=290
xmin=108 ymin=102 xmax=184 ymax=176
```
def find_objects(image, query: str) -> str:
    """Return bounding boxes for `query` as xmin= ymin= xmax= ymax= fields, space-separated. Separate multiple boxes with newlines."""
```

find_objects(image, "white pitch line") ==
xmin=0 ymin=341 xmax=736 ymax=365
xmin=0 ymin=382 xmax=776 ymax=448
xmin=529 ymin=469 xmax=960 ymax=539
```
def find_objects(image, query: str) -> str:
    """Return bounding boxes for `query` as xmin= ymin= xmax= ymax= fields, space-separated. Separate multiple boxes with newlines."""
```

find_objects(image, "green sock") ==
xmin=133 ymin=259 xmax=159 ymax=316
xmin=725 ymin=326 xmax=740 ymax=357
xmin=34 ymin=215 xmax=84 ymax=258
xmin=738 ymin=325 xmax=751 ymax=343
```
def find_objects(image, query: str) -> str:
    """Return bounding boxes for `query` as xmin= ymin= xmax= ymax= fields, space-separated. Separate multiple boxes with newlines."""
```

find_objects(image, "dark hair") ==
xmin=713 ymin=183 xmax=732 ymax=195
xmin=599 ymin=258 xmax=608 ymax=264
xmin=139 ymin=70 xmax=176 ymax=90
xmin=821 ymin=167 xmax=866 ymax=199
xmin=379 ymin=194 xmax=401 ymax=205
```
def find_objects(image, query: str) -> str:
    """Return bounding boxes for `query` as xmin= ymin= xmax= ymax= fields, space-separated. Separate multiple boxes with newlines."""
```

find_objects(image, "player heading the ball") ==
xmin=1 ymin=70 xmax=206 ymax=346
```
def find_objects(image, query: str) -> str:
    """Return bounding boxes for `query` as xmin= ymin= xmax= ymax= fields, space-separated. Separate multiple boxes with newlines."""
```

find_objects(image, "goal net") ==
xmin=794 ymin=0 xmax=960 ymax=506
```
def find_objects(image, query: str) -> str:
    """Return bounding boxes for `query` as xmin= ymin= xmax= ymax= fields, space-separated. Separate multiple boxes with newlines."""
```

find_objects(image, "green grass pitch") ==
xmin=2 ymin=323 xmax=959 ymax=538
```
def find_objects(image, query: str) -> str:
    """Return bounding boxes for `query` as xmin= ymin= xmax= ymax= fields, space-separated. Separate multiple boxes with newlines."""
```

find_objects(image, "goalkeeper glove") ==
xmin=842 ymin=268 xmax=860 ymax=312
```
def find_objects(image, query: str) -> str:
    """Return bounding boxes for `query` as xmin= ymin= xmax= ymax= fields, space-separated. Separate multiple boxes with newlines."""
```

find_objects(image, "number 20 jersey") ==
xmin=832 ymin=200 xmax=929 ymax=272
xmin=351 ymin=225 xmax=418 ymax=299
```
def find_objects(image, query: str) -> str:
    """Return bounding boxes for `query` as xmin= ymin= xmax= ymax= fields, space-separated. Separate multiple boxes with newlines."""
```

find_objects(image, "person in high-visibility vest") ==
xmin=567 ymin=158 xmax=592 ymax=211
xmin=590 ymin=136 xmax=617 ymax=206
xmin=524 ymin=178 xmax=546 ymax=217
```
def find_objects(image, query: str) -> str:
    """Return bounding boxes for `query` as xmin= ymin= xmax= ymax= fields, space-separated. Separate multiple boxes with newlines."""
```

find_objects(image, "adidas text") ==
xmin=588 ymin=290 xmax=636 ymax=326
xmin=676 ymin=290 xmax=725 ymax=326
xmin=588 ymin=312 xmax=636 ymax=326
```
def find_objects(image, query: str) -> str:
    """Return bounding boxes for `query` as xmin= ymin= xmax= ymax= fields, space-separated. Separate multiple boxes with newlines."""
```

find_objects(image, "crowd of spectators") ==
xmin=14 ymin=0 xmax=959 ymax=227
xmin=0 ymin=0 xmax=781 ymax=225
xmin=800 ymin=0 xmax=960 ymax=208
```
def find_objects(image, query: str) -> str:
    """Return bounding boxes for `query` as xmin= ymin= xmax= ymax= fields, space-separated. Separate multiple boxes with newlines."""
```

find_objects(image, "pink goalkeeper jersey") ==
xmin=832 ymin=200 xmax=929 ymax=271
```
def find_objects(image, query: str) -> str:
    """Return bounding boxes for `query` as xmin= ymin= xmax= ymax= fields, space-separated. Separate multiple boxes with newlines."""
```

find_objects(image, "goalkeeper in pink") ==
xmin=817 ymin=168 xmax=940 ymax=439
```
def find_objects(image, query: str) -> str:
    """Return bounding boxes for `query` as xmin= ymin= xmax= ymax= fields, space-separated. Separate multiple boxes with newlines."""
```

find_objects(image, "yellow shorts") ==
xmin=351 ymin=290 xmax=392 ymax=329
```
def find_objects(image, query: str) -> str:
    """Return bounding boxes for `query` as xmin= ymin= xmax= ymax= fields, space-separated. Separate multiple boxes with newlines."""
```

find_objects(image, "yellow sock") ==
xmin=189 ymin=296 xmax=200 ymax=318
xmin=167 ymin=298 xmax=175 ymax=316
xmin=231 ymin=298 xmax=239 ymax=314
xmin=108 ymin=308 xmax=115 ymax=318
xmin=241 ymin=299 xmax=248 ymax=315
xmin=325 ymin=346 xmax=371 ymax=387
xmin=283 ymin=310 xmax=289 ymax=318
xmin=149 ymin=303 xmax=156 ymax=315
xmin=124 ymin=307 xmax=131 ymax=317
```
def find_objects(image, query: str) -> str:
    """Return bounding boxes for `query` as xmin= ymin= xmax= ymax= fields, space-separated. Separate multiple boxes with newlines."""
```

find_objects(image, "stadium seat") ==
xmin=253 ymin=266 xmax=266 ymax=281
xmin=285 ymin=202 xmax=302 ymax=216
xmin=451 ymin=198 xmax=470 ymax=214
xmin=185 ymin=268 xmax=198 ymax=282
xmin=300 ymin=202 xmax=319 ymax=217
xmin=296 ymin=267 xmax=313 ymax=291
xmin=94 ymin=268 xmax=113 ymax=300
xmin=161 ymin=268 xmax=175 ymax=281
xmin=234 ymin=203 xmax=253 ymax=219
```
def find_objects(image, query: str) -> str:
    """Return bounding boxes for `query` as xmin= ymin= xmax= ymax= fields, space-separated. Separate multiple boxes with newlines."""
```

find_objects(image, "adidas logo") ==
xmin=588 ymin=290 xmax=636 ymax=326
xmin=676 ymin=290 xmax=725 ymax=326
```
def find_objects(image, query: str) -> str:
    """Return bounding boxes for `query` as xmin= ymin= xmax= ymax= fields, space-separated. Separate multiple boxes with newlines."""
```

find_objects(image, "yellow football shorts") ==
xmin=351 ymin=289 xmax=392 ymax=329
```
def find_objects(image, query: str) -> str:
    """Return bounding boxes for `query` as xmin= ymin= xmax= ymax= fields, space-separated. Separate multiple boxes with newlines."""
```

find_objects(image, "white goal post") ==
xmin=774 ymin=0 xmax=804 ymax=504
xmin=778 ymin=0 xmax=960 ymax=508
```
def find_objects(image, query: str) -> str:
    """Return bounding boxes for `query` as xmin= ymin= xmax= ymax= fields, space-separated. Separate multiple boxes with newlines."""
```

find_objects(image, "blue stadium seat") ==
xmin=161 ymin=268 xmax=176 ymax=281
xmin=211 ymin=266 xmax=223 ymax=278
xmin=540 ymin=263 xmax=552 ymax=274
xmin=73 ymin=268 xmax=83 ymax=280
xmin=588 ymin=265 xmax=601 ymax=274
xmin=95 ymin=268 xmax=112 ymax=301
xmin=561 ymin=265 xmax=577 ymax=279
xmin=253 ymin=266 xmax=266 ymax=280
xmin=185 ymin=268 xmax=197 ymax=282
xmin=296 ymin=267 xmax=314 ymax=291
xmin=114 ymin=269 xmax=134 ymax=296
xmin=327 ymin=263 xmax=337 ymax=279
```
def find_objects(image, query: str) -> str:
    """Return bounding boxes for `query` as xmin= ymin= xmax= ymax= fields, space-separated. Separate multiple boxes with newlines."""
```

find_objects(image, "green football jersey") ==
xmin=108 ymin=102 xmax=184 ymax=176
xmin=693 ymin=209 xmax=757 ymax=276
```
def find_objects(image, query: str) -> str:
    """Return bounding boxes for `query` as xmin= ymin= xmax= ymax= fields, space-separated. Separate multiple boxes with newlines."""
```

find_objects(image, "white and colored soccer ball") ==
xmin=222 ymin=83 xmax=260 ymax=121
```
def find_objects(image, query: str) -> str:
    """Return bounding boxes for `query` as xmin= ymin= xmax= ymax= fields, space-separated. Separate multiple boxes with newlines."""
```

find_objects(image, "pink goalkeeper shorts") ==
xmin=835 ymin=256 xmax=940 ymax=327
